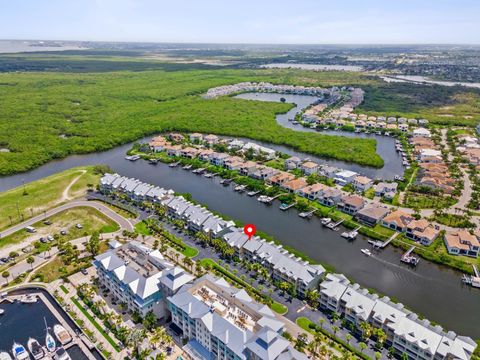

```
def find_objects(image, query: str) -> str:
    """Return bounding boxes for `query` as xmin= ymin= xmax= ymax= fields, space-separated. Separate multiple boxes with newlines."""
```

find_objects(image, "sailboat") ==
xmin=44 ymin=318 xmax=56 ymax=353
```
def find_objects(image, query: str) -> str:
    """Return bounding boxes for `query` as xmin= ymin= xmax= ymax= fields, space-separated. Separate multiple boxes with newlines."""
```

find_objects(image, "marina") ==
xmin=0 ymin=290 xmax=100 ymax=360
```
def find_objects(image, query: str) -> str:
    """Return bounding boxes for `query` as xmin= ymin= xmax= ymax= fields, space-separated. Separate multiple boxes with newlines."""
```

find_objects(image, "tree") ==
xmin=2 ymin=271 xmax=10 ymax=284
xmin=183 ymin=256 xmax=194 ymax=271
xmin=332 ymin=325 xmax=339 ymax=337
xmin=143 ymin=311 xmax=157 ymax=331
xmin=86 ymin=232 xmax=101 ymax=256
xmin=26 ymin=256 xmax=35 ymax=268
xmin=150 ymin=327 xmax=166 ymax=349
xmin=359 ymin=321 xmax=373 ymax=341
xmin=375 ymin=352 xmax=382 ymax=360
xmin=153 ymin=239 xmax=159 ymax=249
xmin=345 ymin=333 xmax=352 ymax=345
xmin=359 ymin=342 xmax=367 ymax=354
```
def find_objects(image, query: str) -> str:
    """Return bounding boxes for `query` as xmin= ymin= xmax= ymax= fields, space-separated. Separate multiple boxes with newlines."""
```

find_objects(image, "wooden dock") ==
xmin=327 ymin=218 xmax=344 ymax=230
xmin=401 ymin=245 xmax=419 ymax=265
xmin=279 ymin=202 xmax=296 ymax=211
xmin=299 ymin=208 xmax=316 ymax=218
xmin=368 ymin=232 xmax=399 ymax=249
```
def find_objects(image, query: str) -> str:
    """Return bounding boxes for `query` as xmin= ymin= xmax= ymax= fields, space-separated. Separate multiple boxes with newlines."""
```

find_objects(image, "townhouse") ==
xmin=168 ymin=275 xmax=307 ymax=360
xmin=406 ymin=219 xmax=439 ymax=246
xmin=201 ymin=216 xmax=235 ymax=239
xmin=444 ymin=230 xmax=480 ymax=258
xmin=165 ymin=197 xmax=193 ymax=220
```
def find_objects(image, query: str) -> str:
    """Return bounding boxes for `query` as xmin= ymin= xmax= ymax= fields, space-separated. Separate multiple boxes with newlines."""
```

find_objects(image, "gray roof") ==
xmin=245 ymin=327 xmax=290 ymax=360
xmin=201 ymin=216 xmax=235 ymax=235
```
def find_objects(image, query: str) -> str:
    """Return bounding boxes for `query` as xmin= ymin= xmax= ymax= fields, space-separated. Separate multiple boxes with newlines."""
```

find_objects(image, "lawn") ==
xmin=0 ymin=61 xmax=386 ymax=177
xmin=134 ymin=221 xmax=151 ymax=236
xmin=0 ymin=206 xmax=119 ymax=249
xmin=0 ymin=165 xmax=102 ymax=230
xmin=32 ymin=256 xmax=88 ymax=282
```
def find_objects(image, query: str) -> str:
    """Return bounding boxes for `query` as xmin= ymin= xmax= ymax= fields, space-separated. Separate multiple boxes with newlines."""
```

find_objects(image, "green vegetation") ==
xmin=432 ymin=213 xmax=475 ymax=228
xmin=0 ymin=165 xmax=105 ymax=230
xmin=0 ymin=60 xmax=387 ymax=176
xmin=134 ymin=221 xmax=151 ymax=236
xmin=358 ymin=83 xmax=480 ymax=126
xmin=60 ymin=284 xmax=69 ymax=294
xmin=0 ymin=206 xmax=119 ymax=249
xmin=71 ymin=296 xmax=121 ymax=352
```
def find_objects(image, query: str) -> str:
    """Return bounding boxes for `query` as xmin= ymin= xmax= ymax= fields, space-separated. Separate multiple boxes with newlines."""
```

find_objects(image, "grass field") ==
xmin=0 ymin=166 xmax=102 ymax=230
xmin=0 ymin=206 xmax=119 ymax=249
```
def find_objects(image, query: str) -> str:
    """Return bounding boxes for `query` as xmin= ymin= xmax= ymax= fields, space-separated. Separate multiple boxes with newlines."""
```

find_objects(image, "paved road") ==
xmin=0 ymin=199 xmax=134 ymax=239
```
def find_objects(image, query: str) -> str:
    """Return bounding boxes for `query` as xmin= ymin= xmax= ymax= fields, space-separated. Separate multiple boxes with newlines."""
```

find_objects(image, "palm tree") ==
xmin=359 ymin=342 xmax=367 ymax=354
xmin=183 ymin=257 xmax=193 ymax=271
xmin=332 ymin=325 xmax=339 ymax=337
xmin=26 ymin=256 xmax=35 ymax=268
xmin=2 ymin=271 xmax=10 ymax=284
xmin=359 ymin=321 xmax=373 ymax=342
xmin=318 ymin=318 xmax=325 ymax=330
xmin=345 ymin=333 xmax=352 ymax=345
xmin=150 ymin=327 xmax=166 ymax=349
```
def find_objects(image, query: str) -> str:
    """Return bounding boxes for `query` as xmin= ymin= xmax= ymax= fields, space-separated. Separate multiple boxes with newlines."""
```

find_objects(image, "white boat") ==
xmin=0 ymin=352 xmax=12 ymax=360
xmin=27 ymin=339 xmax=44 ymax=360
xmin=0 ymin=309 xmax=4 ymax=315
xmin=53 ymin=348 xmax=70 ymax=360
xmin=361 ymin=248 xmax=372 ymax=256
xmin=234 ymin=185 xmax=246 ymax=192
xmin=53 ymin=325 xmax=72 ymax=346
xmin=11 ymin=343 xmax=29 ymax=360
xmin=20 ymin=295 xmax=37 ymax=304
xmin=257 ymin=195 xmax=271 ymax=203
xmin=44 ymin=319 xmax=56 ymax=353
xmin=321 ymin=218 xmax=331 ymax=226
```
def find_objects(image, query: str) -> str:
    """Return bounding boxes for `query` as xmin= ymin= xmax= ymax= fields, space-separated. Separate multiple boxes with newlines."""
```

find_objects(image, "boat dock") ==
xmin=368 ymin=232 xmax=399 ymax=249
xmin=247 ymin=190 xmax=261 ymax=197
xmin=279 ymin=202 xmax=296 ymax=211
xmin=259 ymin=193 xmax=285 ymax=204
xmin=299 ymin=208 xmax=316 ymax=218
xmin=463 ymin=265 xmax=480 ymax=288
xmin=401 ymin=245 xmax=419 ymax=266
xmin=327 ymin=218 xmax=345 ymax=230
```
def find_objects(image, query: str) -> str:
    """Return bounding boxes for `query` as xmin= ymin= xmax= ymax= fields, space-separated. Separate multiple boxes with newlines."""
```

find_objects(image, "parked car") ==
xmin=40 ymin=237 xmax=47 ymax=244
xmin=75 ymin=223 xmax=83 ymax=229
xmin=60 ymin=230 xmax=67 ymax=235
xmin=47 ymin=235 xmax=54 ymax=241
xmin=80 ymin=269 xmax=88 ymax=275
xmin=0 ymin=257 xmax=9 ymax=263
xmin=43 ymin=220 xmax=52 ymax=225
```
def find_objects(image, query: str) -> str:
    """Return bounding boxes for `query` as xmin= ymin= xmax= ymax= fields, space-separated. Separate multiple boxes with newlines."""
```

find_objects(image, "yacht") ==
xmin=20 ymin=295 xmax=37 ymax=304
xmin=53 ymin=325 xmax=72 ymax=345
xmin=11 ymin=343 xmax=29 ymax=360
xmin=321 ymin=218 xmax=331 ymax=226
xmin=0 ymin=309 xmax=4 ymax=315
xmin=27 ymin=339 xmax=44 ymax=360
xmin=53 ymin=348 xmax=70 ymax=360
xmin=361 ymin=248 xmax=372 ymax=256
xmin=44 ymin=319 xmax=56 ymax=353
xmin=0 ymin=352 xmax=12 ymax=360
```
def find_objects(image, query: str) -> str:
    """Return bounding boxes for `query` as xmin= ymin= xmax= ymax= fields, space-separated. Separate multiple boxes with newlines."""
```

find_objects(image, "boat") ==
xmin=341 ymin=231 xmax=358 ymax=240
xmin=0 ymin=352 xmax=12 ymax=360
xmin=53 ymin=348 xmax=71 ymax=360
xmin=203 ymin=173 xmax=213 ymax=178
xmin=182 ymin=164 xmax=192 ymax=170
xmin=361 ymin=249 xmax=372 ymax=256
xmin=124 ymin=155 xmax=140 ymax=161
xmin=321 ymin=218 xmax=331 ymax=226
xmin=44 ymin=319 xmax=56 ymax=353
xmin=192 ymin=168 xmax=205 ymax=174
xmin=220 ymin=178 xmax=232 ymax=185
xmin=0 ymin=309 xmax=4 ymax=315
xmin=27 ymin=339 xmax=44 ymax=360
xmin=168 ymin=162 xmax=180 ymax=168
xmin=147 ymin=158 xmax=158 ymax=165
xmin=53 ymin=325 xmax=72 ymax=346
xmin=20 ymin=295 xmax=37 ymax=304
xmin=257 ymin=195 xmax=271 ymax=203
xmin=234 ymin=185 xmax=246 ymax=192
xmin=247 ymin=190 xmax=260 ymax=197
xmin=11 ymin=343 xmax=29 ymax=360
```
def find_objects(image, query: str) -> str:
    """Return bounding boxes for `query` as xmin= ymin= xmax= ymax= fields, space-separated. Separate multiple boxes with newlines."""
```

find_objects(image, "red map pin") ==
xmin=244 ymin=224 xmax=256 ymax=240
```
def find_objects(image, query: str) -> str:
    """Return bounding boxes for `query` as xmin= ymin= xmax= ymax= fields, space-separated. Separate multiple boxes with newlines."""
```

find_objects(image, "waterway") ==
xmin=260 ymin=63 xmax=364 ymax=72
xmin=234 ymin=92 xmax=404 ymax=179
xmin=381 ymin=75 xmax=480 ymax=89
xmin=0 ymin=289 xmax=97 ymax=359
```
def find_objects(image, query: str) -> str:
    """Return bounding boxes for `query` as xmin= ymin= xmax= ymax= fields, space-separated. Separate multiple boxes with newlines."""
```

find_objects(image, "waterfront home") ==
xmin=266 ymin=171 xmax=295 ymax=186
xmin=444 ymin=230 xmax=480 ymax=258
xmin=381 ymin=210 xmax=414 ymax=232
xmin=366 ymin=120 xmax=376 ymax=128
xmin=94 ymin=241 xmax=188 ymax=319
xmin=281 ymin=178 xmax=308 ymax=193
xmin=352 ymin=175 xmax=373 ymax=192
xmin=111 ymin=175 xmax=128 ymax=192
xmin=164 ymin=144 xmax=182 ymax=157
xmin=334 ymin=170 xmax=358 ymax=186
xmin=369 ymin=297 xmax=407 ymax=346
xmin=99 ymin=173 xmax=122 ymax=193
xmin=406 ymin=219 xmax=439 ymax=246
xmin=418 ymin=119 xmax=429 ymax=126
xmin=240 ymin=161 xmax=259 ymax=176
xmin=387 ymin=123 xmax=398 ymax=130
xmin=223 ymin=156 xmax=245 ymax=170
xmin=243 ymin=142 xmax=276 ymax=159
xmin=227 ymin=139 xmax=245 ymax=150
xmin=374 ymin=182 xmax=398 ymax=198
xmin=387 ymin=117 xmax=397 ymax=124
xmin=408 ymin=118 xmax=418 ymax=125
xmin=413 ymin=128 xmax=432 ymax=138
xmin=397 ymin=117 xmax=407 ymax=124
xmin=419 ymin=148 xmax=442 ymax=161
xmin=145 ymin=186 xmax=173 ymax=203
xmin=398 ymin=123 xmax=409 ymax=132
xmin=318 ymin=187 xmax=343 ymax=207
xmin=300 ymin=161 xmax=319 ymax=175
xmin=377 ymin=116 xmax=386 ymax=122
xmin=132 ymin=182 xmax=154 ymax=203
xmin=204 ymin=134 xmax=219 ymax=146
xmin=189 ymin=133 xmax=203 ymax=143
xmin=250 ymin=165 xmax=278 ymax=180
xmin=297 ymin=183 xmax=329 ymax=200
xmin=182 ymin=205 xmax=213 ymax=233
xmin=198 ymin=149 xmax=214 ymax=161
xmin=319 ymin=273 xmax=350 ymax=313
xmin=222 ymin=229 xmax=250 ymax=258
xmin=167 ymin=274 xmax=308 ymax=360
xmin=421 ymin=155 xmax=443 ymax=164
xmin=319 ymin=165 xmax=340 ymax=179
xmin=337 ymin=195 xmax=366 ymax=215
xmin=180 ymin=147 xmax=200 ymax=159
xmin=376 ymin=121 xmax=387 ymax=129
xmin=168 ymin=133 xmax=185 ymax=143
xmin=355 ymin=120 xmax=366 ymax=129
xmin=119 ymin=177 xmax=142 ymax=195
xmin=285 ymin=156 xmax=302 ymax=170
xmin=340 ymin=284 xmax=378 ymax=326
xmin=209 ymin=152 xmax=230 ymax=167
xmin=201 ymin=215 xmax=235 ymax=239
xmin=149 ymin=136 xmax=168 ymax=152
xmin=356 ymin=203 xmax=390 ymax=226
xmin=165 ymin=197 xmax=193 ymax=219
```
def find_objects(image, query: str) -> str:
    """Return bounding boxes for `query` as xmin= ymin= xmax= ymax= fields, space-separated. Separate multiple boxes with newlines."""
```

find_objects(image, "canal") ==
xmin=234 ymin=92 xmax=404 ymax=180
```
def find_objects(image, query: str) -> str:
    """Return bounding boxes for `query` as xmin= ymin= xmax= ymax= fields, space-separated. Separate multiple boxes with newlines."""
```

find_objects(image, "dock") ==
xmin=463 ymin=265 xmax=480 ymax=288
xmin=368 ymin=232 xmax=399 ymax=249
xmin=259 ymin=193 xmax=285 ymax=204
xmin=299 ymin=208 xmax=316 ymax=218
xmin=327 ymin=218 xmax=344 ymax=230
xmin=401 ymin=245 xmax=419 ymax=266
xmin=220 ymin=178 xmax=233 ymax=185
xmin=247 ymin=190 xmax=261 ymax=197
xmin=279 ymin=202 xmax=296 ymax=211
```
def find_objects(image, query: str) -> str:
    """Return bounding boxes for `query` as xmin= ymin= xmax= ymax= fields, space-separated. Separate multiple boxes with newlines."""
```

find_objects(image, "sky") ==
xmin=1 ymin=0 xmax=479 ymax=44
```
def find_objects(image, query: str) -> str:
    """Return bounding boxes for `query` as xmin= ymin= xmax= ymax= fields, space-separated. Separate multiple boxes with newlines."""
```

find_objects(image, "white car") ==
xmin=47 ymin=235 xmax=54 ymax=241
xmin=75 ymin=223 xmax=83 ymax=229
